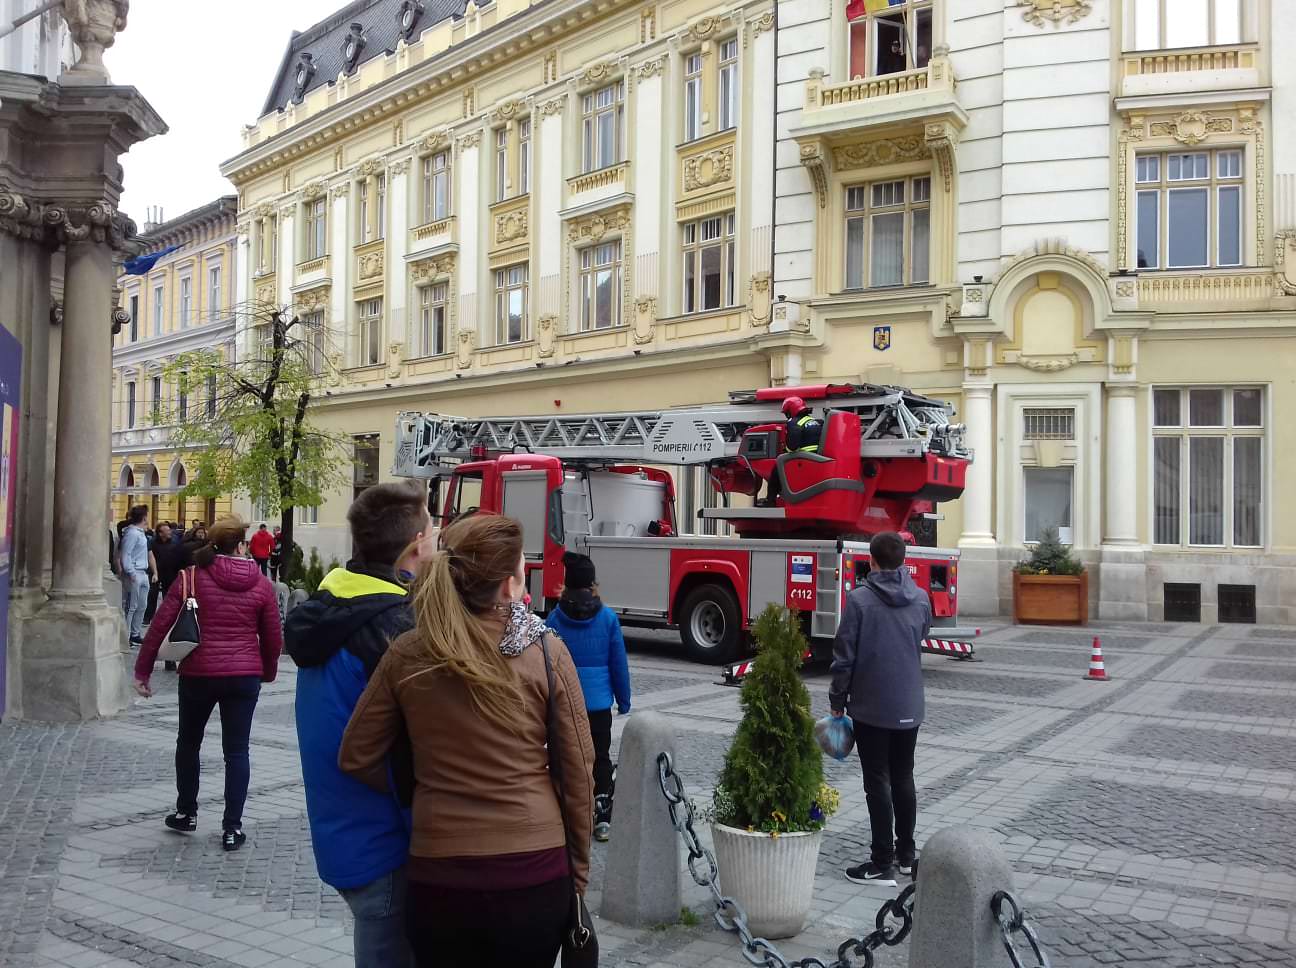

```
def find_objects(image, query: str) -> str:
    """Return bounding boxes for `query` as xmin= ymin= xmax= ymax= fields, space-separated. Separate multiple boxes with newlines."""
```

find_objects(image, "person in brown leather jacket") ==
xmin=339 ymin=513 xmax=594 ymax=968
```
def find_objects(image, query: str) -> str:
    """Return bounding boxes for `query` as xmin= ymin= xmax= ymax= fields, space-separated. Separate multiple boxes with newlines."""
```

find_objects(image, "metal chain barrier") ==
xmin=657 ymin=752 xmax=915 ymax=968
xmin=991 ymin=891 xmax=1050 ymax=968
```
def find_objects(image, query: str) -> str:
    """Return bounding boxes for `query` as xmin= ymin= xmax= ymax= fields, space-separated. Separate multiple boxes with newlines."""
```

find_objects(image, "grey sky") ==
xmin=106 ymin=0 xmax=341 ymax=226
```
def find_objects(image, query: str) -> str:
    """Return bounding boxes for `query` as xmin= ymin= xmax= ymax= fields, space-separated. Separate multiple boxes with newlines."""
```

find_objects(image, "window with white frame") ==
xmin=358 ymin=177 xmax=385 ymax=242
xmin=179 ymin=276 xmax=192 ymax=327
xmin=683 ymin=53 xmax=703 ymax=142
xmin=417 ymin=283 xmax=448 ymax=357
xmin=495 ymin=127 xmax=509 ymax=202
xmin=302 ymin=311 xmax=326 ymax=374
xmin=580 ymin=242 xmax=622 ymax=331
xmin=257 ymin=216 xmax=277 ymax=273
xmin=845 ymin=176 xmax=931 ymax=289
xmin=376 ymin=173 xmax=386 ymax=239
xmin=152 ymin=284 xmax=164 ymax=334
xmin=208 ymin=266 xmax=222 ymax=319
xmin=128 ymin=293 xmax=139 ymax=342
xmin=356 ymin=297 xmax=383 ymax=366
xmin=305 ymin=197 xmax=327 ymax=260
xmin=1024 ymin=467 xmax=1074 ymax=544
xmin=582 ymin=81 xmax=624 ymax=173
xmin=682 ymin=212 xmax=736 ymax=314
xmin=847 ymin=0 xmax=933 ymax=79
xmin=718 ymin=39 xmax=738 ymax=131
xmin=1135 ymin=150 xmax=1243 ymax=270
xmin=422 ymin=150 xmax=451 ymax=224
xmin=1132 ymin=0 xmax=1240 ymax=51
xmin=518 ymin=119 xmax=531 ymax=196
xmin=1153 ymin=387 xmax=1263 ymax=548
xmin=301 ymin=470 xmax=320 ymax=524
xmin=494 ymin=264 xmax=528 ymax=344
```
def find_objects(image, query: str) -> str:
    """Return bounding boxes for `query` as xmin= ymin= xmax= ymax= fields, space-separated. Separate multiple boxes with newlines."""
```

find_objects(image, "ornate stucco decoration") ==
xmin=295 ymin=286 xmax=331 ymax=313
xmin=253 ymin=202 xmax=276 ymax=218
xmin=62 ymin=0 xmax=129 ymax=82
xmin=1015 ymin=0 xmax=1092 ymax=28
xmin=582 ymin=61 xmax=614 ymax=85
xmin=632 ymin=296 xmax=656 ymax=345
xmin=456 ymin=329 xmax=476 ymax=369
xmin=1018 ymin=354 xmax=1079 ymax=372
xmin=683 ymin=15 xmax=721 ymax=42
xmin=536 ymin=314 xmax=558 ymax=358
xmin=495 ymin=209 xmax=529 ymax=245
xmin=410 ymin=254 xmax=456 ymax=282
xmin=358 ymin=251 xmax=385 ymax=280
xmin=539 ymin=97 xmax=567 ymax=118
xmin=640 ymin=8 xmax=656 ymax=43
xmin=462 ymin=88 xmax=475 ymax=118
xmin=798 ymin=143 xmax=828 ymax=209
xmin=543 ymin=51 xmax=558 ymax=84
xmin=491 ymin=100 xmax=525 ymax=123
xmin=1150 ymin=110 xmax=1233 ymax=146
xmin=387 ymin=343 xmax=404 ymax=379
xmin=356 ymin=159 xmax=383 ymax=179
xmin=254 ymin=281 xmax=278 ymax=306
xmin=330 ymin=182 xmax=351 ymax=200
xmin=0 ymin=187 xmax=44 ymax=242
xmin=301 ymin=180 xmax=328 ymax=201
xmin=389 ymin=158 xmax=411 ymax=176
xmin=418 ymin=130 xmax=449 ymax=153
xmin=832 ymin=136 xmax=928 ymax=170
xmin=459 ymin=131 xmax=483 ymax=150
xmin=636 ymin=56 xmax=666 ymax=79
xmin=748 ymin=271 xmax=773 ymax=328
xmin=746 ymin=11 xmax=774 ymax=46
xmin=1275 ymin=232 xmax=1296 ymax=296
xmin=924 ymin=122 xmax=957 ymax=193
xmin=683 ymin=146 xmax=734 ymax=192
xmin=567 ymin=207 xmax=630 ymax=244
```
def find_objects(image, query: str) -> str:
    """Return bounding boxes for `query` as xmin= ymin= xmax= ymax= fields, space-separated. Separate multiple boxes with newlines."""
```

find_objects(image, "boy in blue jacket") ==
xmin=285 ymin=482 xmax=430 ymax=968
xmin=546 ymin=551 xmax=631 ymax=842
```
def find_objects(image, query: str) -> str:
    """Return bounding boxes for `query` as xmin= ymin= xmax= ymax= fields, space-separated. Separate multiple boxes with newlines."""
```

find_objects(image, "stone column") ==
xmin=1099 ymin=383 xmax=1147 ymax=620
xmin=957 ymin=383 xmax=999 ymax=616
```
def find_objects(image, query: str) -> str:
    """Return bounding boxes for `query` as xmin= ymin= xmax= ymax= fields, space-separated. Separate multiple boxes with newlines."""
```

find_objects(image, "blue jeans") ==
xmin=175 ymin=675 xmax=260 ymax=830
xmin=124 ymin=571 xmax=149 ymax=640
xmin=339 ymin=867 xmax=413 ymax=968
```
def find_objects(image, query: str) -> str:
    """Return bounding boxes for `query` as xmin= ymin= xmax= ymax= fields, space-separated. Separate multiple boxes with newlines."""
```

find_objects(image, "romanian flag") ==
xmin=847 ymin=0 xmax=903 ymax=16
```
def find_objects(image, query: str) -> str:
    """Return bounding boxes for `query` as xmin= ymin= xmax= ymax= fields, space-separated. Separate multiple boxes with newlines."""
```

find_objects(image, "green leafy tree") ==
xmin=159 ymin=306 xmax=348 ymax=567
xmin=1017 ymin=526 xmax=1085 ymax=576
xmin=714 ymin=605 xmax=826 ymax=834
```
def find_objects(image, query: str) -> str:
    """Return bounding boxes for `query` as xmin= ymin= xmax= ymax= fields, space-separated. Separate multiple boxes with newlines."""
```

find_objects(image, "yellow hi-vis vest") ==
xmin=791 ymin=413 xmax=819 ymax=453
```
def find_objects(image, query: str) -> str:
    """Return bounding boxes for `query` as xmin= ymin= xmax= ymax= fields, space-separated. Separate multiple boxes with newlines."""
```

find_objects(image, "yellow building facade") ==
xmin=222 ymin=0 xmax=778 ymax=561
xmin=111 ymin=198 xmax=239 ymax=529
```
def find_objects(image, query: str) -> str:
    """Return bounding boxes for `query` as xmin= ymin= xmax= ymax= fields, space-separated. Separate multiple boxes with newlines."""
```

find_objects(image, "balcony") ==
xmin=295 ymin=255 xmax=329 ymax=283
xmin=1120 ymin=43 xmax=1261 ymax=98
xmin=795 ymin=54 xmax=967 ymax=141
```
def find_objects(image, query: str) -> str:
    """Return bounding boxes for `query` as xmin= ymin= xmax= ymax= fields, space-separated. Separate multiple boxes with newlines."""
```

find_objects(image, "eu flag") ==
xmin=122 ymin=245 xmax=182 ymax=276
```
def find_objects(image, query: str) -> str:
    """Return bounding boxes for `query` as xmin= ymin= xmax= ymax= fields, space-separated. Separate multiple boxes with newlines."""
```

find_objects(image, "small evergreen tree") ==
xmin=714 ymin=605 xmax=827 ymax=834
xmin=304 ymin=549 xmax=325 ymax=595
xmin=1017 ymin=526 xmax=1085 ymax=576
xmin=283 ymin=544 xmax=306 ymax=588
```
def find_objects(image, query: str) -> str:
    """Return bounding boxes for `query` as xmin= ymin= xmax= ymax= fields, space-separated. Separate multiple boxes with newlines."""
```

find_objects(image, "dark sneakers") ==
xmin=164 ymin=812 xmax=197 ymax=832
xmin=222 ymin=829 xmax=247 ymax=852
xmin=845 ymin=862 xmax=898 ymax=886
xmin=898 ymin=853 xmax=918 ymax=877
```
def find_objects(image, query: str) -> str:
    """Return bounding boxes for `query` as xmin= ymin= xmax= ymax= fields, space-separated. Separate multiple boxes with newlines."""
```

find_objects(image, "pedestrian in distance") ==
xmin=269 ymin=527 xmax=284 ymax=581
xmin=829 ymin=531 xmax=931 ymax=887
xmin=119 ymin=505 xmax=152 ymax=647
xmin=133 ymin=515 xmax=283 ymax=852
xmin=180 ymin=523 xmax=208 ymax=568
xmin=545 ymin=550 xmax=631 ymax=842
xmin=339 ymin=513 xmax=594 ymax=968
xmin=249 ymin=523 xmax=274 ymax=575
xmin=286 ymin=482 xmax=432 ymax=968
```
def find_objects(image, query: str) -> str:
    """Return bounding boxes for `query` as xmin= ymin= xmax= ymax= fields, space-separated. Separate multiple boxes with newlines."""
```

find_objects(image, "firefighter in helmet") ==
xmin=782 ymin=396 xmax=823 ymax=453
xmin=762 ymin=397 xmax=824 ymax=506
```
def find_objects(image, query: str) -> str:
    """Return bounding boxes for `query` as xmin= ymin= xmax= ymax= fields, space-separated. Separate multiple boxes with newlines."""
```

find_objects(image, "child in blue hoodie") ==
xmin=546 ymin=552 xmax=631 ymax=842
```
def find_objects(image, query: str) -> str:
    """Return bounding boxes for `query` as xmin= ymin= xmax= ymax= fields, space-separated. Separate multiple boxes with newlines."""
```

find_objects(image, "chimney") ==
xmin=142 ymin=205 xmax=164 ymax=233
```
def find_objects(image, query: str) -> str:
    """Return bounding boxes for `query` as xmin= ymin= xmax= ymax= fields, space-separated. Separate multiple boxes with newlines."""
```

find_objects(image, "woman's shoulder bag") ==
xmin=157 ymin=567 xmax=202 ymax=663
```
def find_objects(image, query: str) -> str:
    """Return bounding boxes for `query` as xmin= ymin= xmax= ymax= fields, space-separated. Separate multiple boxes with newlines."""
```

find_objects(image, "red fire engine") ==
xmin=391 ymin=384 xmax=980 ymax=669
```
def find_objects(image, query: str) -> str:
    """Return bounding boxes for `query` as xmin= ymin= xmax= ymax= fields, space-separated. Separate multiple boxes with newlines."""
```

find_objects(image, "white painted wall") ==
xmin=748 ymin=28 xmax=776 ymax=275
xmin=1274 ymin=0 xmax=1296 ymax=231
xmin=458 ymin=140 xmax=480 ymax=341
xmin=538 ymin=111 xmax=564 ymax=316
xmin=388 ymin=164 xmax=410 ymax=348
xmin=277 ymin=213 xmax=294 ymax=308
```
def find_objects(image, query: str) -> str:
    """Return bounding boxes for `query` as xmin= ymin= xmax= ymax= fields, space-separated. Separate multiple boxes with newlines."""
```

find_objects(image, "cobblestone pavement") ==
xmin=2 ymin=619 xmax=1296 ymax=967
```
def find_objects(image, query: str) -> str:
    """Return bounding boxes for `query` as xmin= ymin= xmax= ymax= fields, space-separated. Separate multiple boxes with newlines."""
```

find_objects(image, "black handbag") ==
xmin=157 ymin=567 xmax=201 ymax=662
xmin=541 ymin=635 xmax=599 ymax=968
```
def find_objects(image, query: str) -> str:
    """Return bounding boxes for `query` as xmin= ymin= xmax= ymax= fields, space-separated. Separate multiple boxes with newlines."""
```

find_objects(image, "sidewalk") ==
xmin=2 ymin=619 xmax=1295 ymax=967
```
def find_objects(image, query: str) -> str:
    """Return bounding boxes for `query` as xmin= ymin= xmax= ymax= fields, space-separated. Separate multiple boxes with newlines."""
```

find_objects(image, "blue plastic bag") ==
xmin=814 ymin=714 xmax=855 ymax=761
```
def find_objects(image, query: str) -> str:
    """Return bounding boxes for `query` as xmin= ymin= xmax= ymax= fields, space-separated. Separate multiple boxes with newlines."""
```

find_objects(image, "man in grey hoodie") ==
xmin=830 ymin=531 xmax=932 ymax=887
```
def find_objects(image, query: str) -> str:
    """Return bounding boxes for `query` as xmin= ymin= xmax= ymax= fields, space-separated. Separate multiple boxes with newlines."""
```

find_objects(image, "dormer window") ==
xmin=342 ymin=23 xmax=367 ymax=74
xmin=293 ymin=53 xmax=316 ymax=102
xmin=399 ymin=0 xmax=425 ymax=40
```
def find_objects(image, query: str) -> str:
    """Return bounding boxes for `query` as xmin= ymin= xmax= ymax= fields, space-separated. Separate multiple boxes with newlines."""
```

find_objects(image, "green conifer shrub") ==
xmin=1015 ymin=526 xmax=1085 ymax=576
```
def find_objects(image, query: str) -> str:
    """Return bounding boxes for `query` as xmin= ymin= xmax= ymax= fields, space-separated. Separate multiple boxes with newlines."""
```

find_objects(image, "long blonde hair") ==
xmin=404 ymin=514 xmax=526 ymax=732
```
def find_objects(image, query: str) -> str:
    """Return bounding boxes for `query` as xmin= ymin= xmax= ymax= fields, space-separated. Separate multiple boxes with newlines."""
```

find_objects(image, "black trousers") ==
xmin=852 ymin=721 xmax=919 ymax=868
xmin=406 ymin=877 xmax=568 ymax=967
xmin=588 ymin=708 xmax=614 ymax=822
xmin=176 ymin=675 xmax=260 ymax=830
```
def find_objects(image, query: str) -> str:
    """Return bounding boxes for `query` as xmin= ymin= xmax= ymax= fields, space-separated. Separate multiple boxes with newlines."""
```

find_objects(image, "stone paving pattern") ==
xmin=2 ymin=618 xmax=1296 ymax=967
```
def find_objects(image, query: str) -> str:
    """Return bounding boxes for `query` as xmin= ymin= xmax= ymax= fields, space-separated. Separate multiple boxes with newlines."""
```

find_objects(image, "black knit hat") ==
xmin=562 ymin=552 xmax=596 ymax=590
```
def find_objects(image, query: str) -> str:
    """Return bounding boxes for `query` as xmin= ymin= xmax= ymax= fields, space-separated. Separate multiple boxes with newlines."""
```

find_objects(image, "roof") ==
xmin=260 ymin=0 xmax=469 ymax=117
xmin=137 ymin=196 xmax=239 ymax=249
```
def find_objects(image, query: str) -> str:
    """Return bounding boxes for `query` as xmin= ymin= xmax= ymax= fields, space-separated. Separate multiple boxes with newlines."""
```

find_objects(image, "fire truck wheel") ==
xmin=679 ymin=583 xmax=742 ymax=664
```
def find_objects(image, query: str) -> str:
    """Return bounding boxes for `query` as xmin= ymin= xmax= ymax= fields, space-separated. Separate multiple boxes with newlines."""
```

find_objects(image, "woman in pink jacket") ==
xmin=135 ymin=515 xmax=283 ymax=851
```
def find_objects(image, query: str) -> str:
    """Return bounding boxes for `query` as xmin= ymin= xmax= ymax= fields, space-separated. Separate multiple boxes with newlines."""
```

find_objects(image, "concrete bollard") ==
xmin=600 ymin=711 xmax=681 ymax=926
xmin=907 ymin=826 xmax=1016 ymax=968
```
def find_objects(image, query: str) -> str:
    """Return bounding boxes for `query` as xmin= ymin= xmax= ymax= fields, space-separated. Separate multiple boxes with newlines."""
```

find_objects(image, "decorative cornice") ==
xmin=566 ymin=205 xmax=631 ymax=244
xmin=0 ymin=190 xmax=137 ymax=252
xmin=832 ymin=135 xmax=928 ymax=170
xmin=410 ymin=253 xmax=456 ymax=281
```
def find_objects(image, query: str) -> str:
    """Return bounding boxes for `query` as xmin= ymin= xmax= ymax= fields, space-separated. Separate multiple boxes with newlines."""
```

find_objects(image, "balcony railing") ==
xmin=812 ymin=67 xmax=929 ymax=110
xmin=1120 ymin=43 xmax=1260 ymax=97
xmin=799 ymin=55 xmax=963 ymax=137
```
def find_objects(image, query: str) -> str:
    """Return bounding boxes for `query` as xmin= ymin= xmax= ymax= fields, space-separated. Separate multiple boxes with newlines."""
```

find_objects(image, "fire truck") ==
xmin=391 ymin=384 xmax=980 ymax=670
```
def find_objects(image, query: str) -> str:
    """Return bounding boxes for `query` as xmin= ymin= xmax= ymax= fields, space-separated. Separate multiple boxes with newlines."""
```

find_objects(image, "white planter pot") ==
xmin=711 ymin=822 xmax=823 ymax=939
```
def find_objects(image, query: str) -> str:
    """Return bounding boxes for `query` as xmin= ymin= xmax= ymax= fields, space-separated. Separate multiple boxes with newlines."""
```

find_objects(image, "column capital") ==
xmin=0 ymin=190 xmax=139 ymax=255
xmin=1105 ymin=382 xmax=1138 ymax=398
xmin=961 ymin=382 xmax=994 ymax=397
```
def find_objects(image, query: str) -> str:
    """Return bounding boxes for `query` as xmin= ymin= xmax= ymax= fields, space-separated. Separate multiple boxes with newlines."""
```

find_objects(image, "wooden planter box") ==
xmin=1013 ymin=571 xmax=1088 ymax=626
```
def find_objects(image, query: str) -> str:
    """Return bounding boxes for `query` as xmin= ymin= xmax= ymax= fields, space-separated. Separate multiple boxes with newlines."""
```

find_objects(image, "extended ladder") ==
xmin=392 ymin=385 xmax=970 ymax=478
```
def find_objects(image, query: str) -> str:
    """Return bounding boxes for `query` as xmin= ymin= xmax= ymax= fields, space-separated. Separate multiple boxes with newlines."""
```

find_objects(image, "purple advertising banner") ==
xmin=0 ymin=324 xmax=20 ymax=720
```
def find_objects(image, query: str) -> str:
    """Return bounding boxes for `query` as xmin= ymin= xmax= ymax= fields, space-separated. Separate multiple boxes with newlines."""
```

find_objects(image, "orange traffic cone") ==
xmin=1084 ymin=637 xmax=1110 ymax=681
